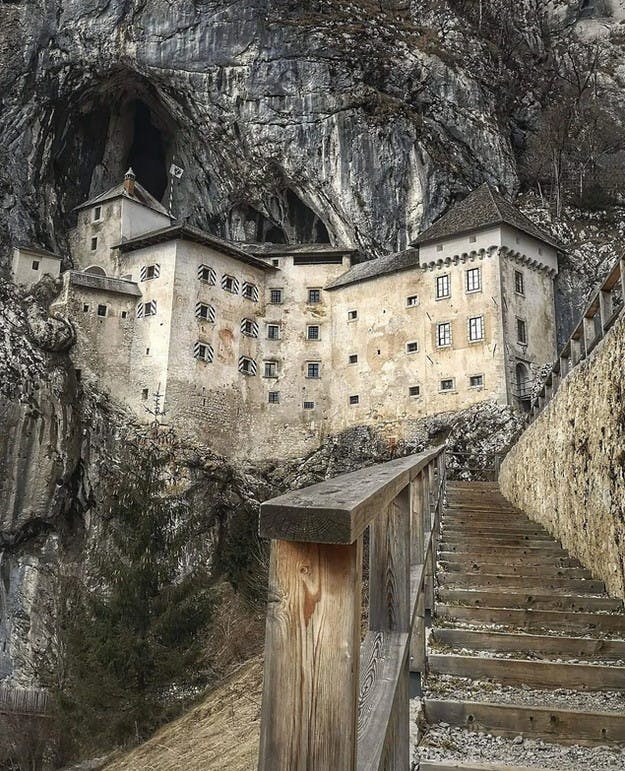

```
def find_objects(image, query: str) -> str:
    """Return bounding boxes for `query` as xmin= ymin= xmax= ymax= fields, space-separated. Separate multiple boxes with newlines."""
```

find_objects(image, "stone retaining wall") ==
xmin=499 ymin=313 xmax=625 ymax=599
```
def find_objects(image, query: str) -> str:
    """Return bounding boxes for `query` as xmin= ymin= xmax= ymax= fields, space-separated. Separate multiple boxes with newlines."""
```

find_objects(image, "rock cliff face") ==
xmin=0 ymin=0 xmax=519 ymax=266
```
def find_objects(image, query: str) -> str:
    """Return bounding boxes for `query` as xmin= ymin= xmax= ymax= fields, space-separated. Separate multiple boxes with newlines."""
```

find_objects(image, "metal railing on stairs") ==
xmin=257 ymin=445 xmax=446 ymax=770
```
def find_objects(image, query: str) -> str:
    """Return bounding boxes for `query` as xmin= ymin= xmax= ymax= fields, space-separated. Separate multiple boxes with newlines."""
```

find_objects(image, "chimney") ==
xmin=124 ymin=167 xmax=136 ymax=196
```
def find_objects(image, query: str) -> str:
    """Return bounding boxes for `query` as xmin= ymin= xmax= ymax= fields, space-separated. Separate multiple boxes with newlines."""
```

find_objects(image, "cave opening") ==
xmin=125 ymin=100 xmax=169 ymax=201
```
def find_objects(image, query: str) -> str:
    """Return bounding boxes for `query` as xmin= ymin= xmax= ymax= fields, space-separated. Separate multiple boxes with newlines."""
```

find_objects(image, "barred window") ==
xmin=308 ymin=288 xmax=321 ymax=304
xmin=198 ymin=264 xmax=216 ymax=284
xmin=242 ymin=281 xmax=259 ymax=302
xmin=194 ymin=342 xmax=214 ymax=362
xmin=140 ymin=264 xmax=160 ymax=281
xmin=270 ymin=288 xmax=283 ymax=304
xmin=406 ymin=341 xmax=419 ymax=353
xmin=268 ymin=391 xmax=280 ymax=404
xmin=221 ymin=274 xmax=239 ymax=294
xmin=97 ymin=304 xmax=107 ymax=317
xmin=267 ymin=324 xmax=280 ymax=340
xmin=241 ymin=318 xmax=259 ymax=338
xmin=409 ymin=385 xmax=420 ymax=397
xmin=466 ymin=267 xmax=481 ymax=292
xmin=303 ymin=401 xmax=315 ymax=410
xmin=307 ymin=325 xmax=320 ymax=340
xmin=196 ymin=302 xmax=215 ymax=322
xmin=436 ymin=274 xmax=450 ymax=299
xmin=307 ymin=362 xmax=320 ymax=379
xmin=469 ymin=374 xmax=484 ymax=388
xmin=515 ymin=270 xmax=525 ymax=295
xmin=440 ymin=378 xmax=455 ymax=392
xmin=264 ymin=361 xmax=278 ymax=378
xmin=437 ymin=322 xmax=451 ymax=347
xmin=238 ymin=356 xmax=257 ymax=375
xmin=468 ymin=315 xmax=484 ymax=341
xmin=517 ymin=318 xmax=528 ymax=344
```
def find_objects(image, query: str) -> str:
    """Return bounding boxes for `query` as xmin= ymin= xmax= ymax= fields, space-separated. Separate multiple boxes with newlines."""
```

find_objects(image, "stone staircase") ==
xmin=414 ymin=481 xmax=625 ymax=771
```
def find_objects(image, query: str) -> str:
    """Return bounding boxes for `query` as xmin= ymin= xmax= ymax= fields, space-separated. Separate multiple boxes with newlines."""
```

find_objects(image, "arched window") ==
xmin=516 ymin=362 xmax=530 ymax=399
xmin=84 ymin=265 xmax=106 ymax=276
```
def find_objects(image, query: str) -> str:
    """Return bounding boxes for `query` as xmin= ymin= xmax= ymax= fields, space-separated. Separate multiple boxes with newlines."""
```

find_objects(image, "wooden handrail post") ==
xmin=259 ymin=538 xmax=363 ymax=770
xmin=582 ymin=315 xmax=595 ymax=354
xmin=411 ymin=474 xmax=425 ymax=565
xmin=620 ymin=258 xmax=625 ymax=300
xmin=599 ymin=289 xmax=612 ymax=331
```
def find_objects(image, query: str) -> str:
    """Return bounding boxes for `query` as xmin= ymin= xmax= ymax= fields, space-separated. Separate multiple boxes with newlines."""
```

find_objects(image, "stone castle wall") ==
xmin=499 ymin=312 xmax=625 ymax=599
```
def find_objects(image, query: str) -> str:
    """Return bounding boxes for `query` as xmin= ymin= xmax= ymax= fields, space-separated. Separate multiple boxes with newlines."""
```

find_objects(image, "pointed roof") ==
xmin=74 ymin=178 xmax=171 ymax=218
xmin=413 ymin=183 xmax=561 ymax=250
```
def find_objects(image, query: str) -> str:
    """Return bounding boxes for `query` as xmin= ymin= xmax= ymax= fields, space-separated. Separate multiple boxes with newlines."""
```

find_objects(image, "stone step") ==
xmin=437 ymin=588 xmax=622 ymax=612
xmin=438 ymin=561 xmax=592 ymax=578
xmin=428 ymin=654 xmax=625 ymax=690
xmin=431 ymin=628 xmax=625 ymax=659
xmin=436 ymin=604 xmax=625 ymax=633
xmin=437 ymin=573 xmax=606 ymax=594
xmin=424 ymin=699 xmax=625 ymax=745
xmin=438 ymin=553 xmax=583 ymax=567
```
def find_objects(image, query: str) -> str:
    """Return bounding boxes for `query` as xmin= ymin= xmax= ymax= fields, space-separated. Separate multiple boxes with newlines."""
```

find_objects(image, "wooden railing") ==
xmin=257 ymin=445 xmax=446 ymax=771
xmin=531 ymin=256 xmax=625 ymax=418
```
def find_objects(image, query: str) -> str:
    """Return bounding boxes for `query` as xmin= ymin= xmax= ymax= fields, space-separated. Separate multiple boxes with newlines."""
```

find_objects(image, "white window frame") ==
xmin=194 ymin=342 xmax=214 ymax=363
xmin=196 ymin=302 xmax=215 ymax=322
xmin=267 ymin=324 xmax=280 ymax=340
xmin=515 ymin=270 xmax=525 ymax=296
xmin=406 ymin=341 xmax=419 ymax=354
xmin=268 ymin=391 xmax=280 ymax=404
xmin=347 ymin=309 xmax=358 ymax=321
xmin=406 ymin=295 xmax=419 ymax=308
xmin=306 ymin=325 xmax=320 ymax=341
xmin=269 ymin=288 xmax=283 ymax=304
xmin=468 ymin=315 xmax=484 ymax=342
xmin=465 ymin=267 xmax=481 ymax=293
xmin=264 ymin=360 xmax=279 ymax=378
xmin=436 ymin=274 xmax=451 ymax=300
xmin=306 ymin=361 xmax=321 ymax=379
xmin=469 ymin=374 xmax=484 ymax=389
xmin=439 ymin=378 xmax=455 ymax=393
xmin=408 ymin=385 xmax=421 ymax=397
xmin=436 ymin=322 xmax=452 ymax=347
xmin=308 ymin=288 xmax=322 ymax=304
xmin=93 ymin=206 xmax=102 ymax=222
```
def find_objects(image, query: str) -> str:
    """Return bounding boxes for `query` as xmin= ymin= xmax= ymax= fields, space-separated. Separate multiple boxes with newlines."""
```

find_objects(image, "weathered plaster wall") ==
xmin=12 ymin=248 xmax=62 ymax=288
xmin=499 ymin=312 xmax=625 ymax=598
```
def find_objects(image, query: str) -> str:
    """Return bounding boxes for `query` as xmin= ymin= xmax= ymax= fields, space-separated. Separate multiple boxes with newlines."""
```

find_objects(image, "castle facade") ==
xmin=13 ymin=171 xmax=559 ymax=459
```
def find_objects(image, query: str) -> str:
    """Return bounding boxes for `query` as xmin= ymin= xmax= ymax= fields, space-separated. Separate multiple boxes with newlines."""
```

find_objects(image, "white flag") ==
xmin=170 ymin=163 xmax=184 ymax=179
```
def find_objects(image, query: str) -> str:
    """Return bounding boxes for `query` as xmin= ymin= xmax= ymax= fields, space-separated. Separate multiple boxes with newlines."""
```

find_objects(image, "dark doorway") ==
xmin=126 ymin=100 xmax=168 ymax=201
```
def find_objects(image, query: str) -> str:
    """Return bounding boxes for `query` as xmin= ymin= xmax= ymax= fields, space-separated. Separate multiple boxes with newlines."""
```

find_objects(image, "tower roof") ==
xmin=74 ymin=176 xmax=171 ymax=218
xmin=413 ymin=183 xmax=561 ymax=250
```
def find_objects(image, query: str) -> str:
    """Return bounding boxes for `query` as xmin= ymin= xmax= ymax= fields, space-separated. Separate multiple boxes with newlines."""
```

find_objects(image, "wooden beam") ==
xmin=259 ymin=446 xmax=443 ymax=544
xmin=437 ymin=588 xmax=621 ymax=612
xmin=437 ymin=604 xmax=625 ymax=633
xmin=259 ymin=538 xmax=362 ymax=771
xmin=437 ymin=572 xmax=605 ymax=594
xmin=438 ymin=560 xmax=591 ymax=578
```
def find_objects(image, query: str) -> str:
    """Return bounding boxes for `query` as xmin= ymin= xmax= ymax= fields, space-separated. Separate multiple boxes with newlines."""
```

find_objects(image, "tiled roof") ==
xmin=413 ymin=183 xmax=561 ymax=250
xmin=74 ymin=181 xmax=171 ymax=218
xmin=325 ymin=248 xmax=420 ymax=290
xmin=116 ymin=224 xmax=275 ymax=271
xmin=243 ymin=243 xmax=358 ymax=257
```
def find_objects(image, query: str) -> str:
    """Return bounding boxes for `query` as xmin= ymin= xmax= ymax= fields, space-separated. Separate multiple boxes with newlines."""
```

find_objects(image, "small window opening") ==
xmin=97 ymin=304 xmax=107 ymax=317
xmin=436 ymin=274 xmax=451 ymax=299
xmin=268 ymin=391 xmax=280 ymax=404
xmin=348 ymin=309 xmax=358 ymax=321
xmin=307 ymin=325 xmax=320 ymax=340
xmin=515 ymin=270 xmax=525 ymax=296
xmin=75 ymin=369 xmax=82 ymax=382
xmin=303 ymin=401 xmax=315 ymax=410
xmin=142 ymin=388 xmax=149 ymax=400
xmin=349 ymin=354 xmax=358 ymax=364
xmin=349 ymin=395 xmax=359 ymax=405
xmin=308 ymin=288 xmax=321 ymax=304
xmin=409 ymin=385 xmax=420 ymax=397
xmin=517 ymin=318 xmax=528 ymax=344
xmin=406 ymin=295 xmax=419 ymax=307
xmin=121 ymin=311 xmax=128 ymax=319
xmin=267 ymin=324 xmax=280 ymax=340
xmin=440 ymin=378 xmax=455 ymax=392
xmin=31 ymin=260 xmax=40 ymax=270
xmin=82 ymin=304 xmax=89 ymax=313
xmin=93 ymin=206 xmax=102 ymax=221
xmin=307 ymin=362 xmax=320 ymax=379
xmin=146 ymin=347 xmax=150 ymax=355
xmin=406 ymin=341 xmax=419 ymax=353
xmin=469 ymin=374 xmax=484 ymax=388
xmin=90 ymin=237 xmax=98 ymax=251
xmin=270 ymin=288 xmax=283 ymax=304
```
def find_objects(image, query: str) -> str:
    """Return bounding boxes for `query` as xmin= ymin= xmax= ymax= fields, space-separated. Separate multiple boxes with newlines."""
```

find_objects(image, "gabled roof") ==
xmin=325 ymin=248 xmax=420 ymax=291
xmin=74 ymin=180 xmax=171 ymax=218
xmin=116 ymin=224 xmax=276 ymax=271
xmin=413 ymin=183 xmax=561 ymax=250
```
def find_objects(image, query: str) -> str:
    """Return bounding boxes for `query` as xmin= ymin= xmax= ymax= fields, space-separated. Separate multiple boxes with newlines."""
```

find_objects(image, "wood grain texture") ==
xmin=357 ymin=631 xmax=409 ymax=771
xmin=259 ymin=538 xmax=362 ymax=771
xmin=259 ymin=446 xmax=443 ymax=544
xmin=424 ymin=700 xmax=625 ymax=745
xmin=428 ymin=654 xmax=625 ymax=690
xmin=438 ymin=552 xmax=582 ymax=567
xmin=437 ymin=572 xmax=605 ymax=594
xmin=411 ymin=475 xmax=425 ymax=565
xmin=432 ymin=628 xmax=625 ymax=659
xmin=438 ymin=561 xmax=592 ymax=577
xmin=420 ymin=763 xmax=554 ymax=771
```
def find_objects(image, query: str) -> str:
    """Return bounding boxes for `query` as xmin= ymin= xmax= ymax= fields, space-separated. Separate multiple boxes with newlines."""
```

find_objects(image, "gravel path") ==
xmin=413 ymin=723 xmax=625 ymax=769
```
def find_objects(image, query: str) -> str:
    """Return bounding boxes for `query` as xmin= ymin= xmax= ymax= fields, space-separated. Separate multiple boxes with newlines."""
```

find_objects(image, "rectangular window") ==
xmin=307 ymin=325 xmax=320 ymax=340
xmin=436 ymin=274 xmax=450 ymax=299
xmin=198 ymin=264 xmax=216 ymax=284
xmin=221 ymin=274 xmax=240 ymax=294
xmin=90 ymin=237 xmax=98 ymax=251
xmin=348 ymin=309 xmax=358 ymax=321
xmin=121 ymin=311 xmax=128 ymax=319
xmin=267 ymin=324 xmax=280 ymax=340
xmin=238 ymin=356 xmax=257 ymax=375
xmin=82 ymin=304 xmax=89 ymax=312
xmin=349 ymin=395 xmax=359 ymax=405
xmin=32 ymin=260 xmax=40 ymax=270
xmin=409 ymin=385 xmax=420 ymax=397
xmin=348 ymin=354 xmax=358 ymax=364
xmin=515 ymin=270 xmax=525 ymax=295
xmin=144 ymin=300 xmax=157 ymax=317
xmin=241 ymin=318 xmax=259 ymax=338
xmin=303 ymin=401 xmax=315 ymax=410
xmin=146 ymin=348 xmax=150 ymax=356
xmin=468 ymin=315 xmax=484 ymax=342
xmin=93 ymin=206 xmax=102 ymax=222
xmin=406 ymin=295 xmax=419 ymax=307
xmin=517 ymin=318 xmax=528 ymax=344
xmin=469 ymin=374 xmax=484 ymax=388
xmin=268 ymin=391 xmax=280 ymax=404
xmin=272 ymin=258 xmax=279 ymax=267
xmin=140 ymin=264 xmax=160 ymax=281
xmin=97 ymin=304 xmax=107 ymax=317
xmin=307 ymin=362 xmax=320 ymax=379
xmin=308 ymin=288 xmax=321 ymax=304
xmin=242 ymin=281 xmax=259 ymax=302
xmin=264 ymin=361 xmax=278 ymax=378
xmin=466 ymin=267 xmax=481 ymax=292
xmin=270 ymin=288 xmax=283 ymax=304
xmin=194 ymin=342 xmax=214 ymax=363
xmin=440 ymin=378 xmax=455 ymax=392
xmin=142 ymin=388 xmax=149 ymax=400
xmin=196 ymin=302 xmax=215 ymax=322
xmin=437 ymin=322 xmax=451 ymax=347
xmin=406 ymin=341 xmax=419 ymax=354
